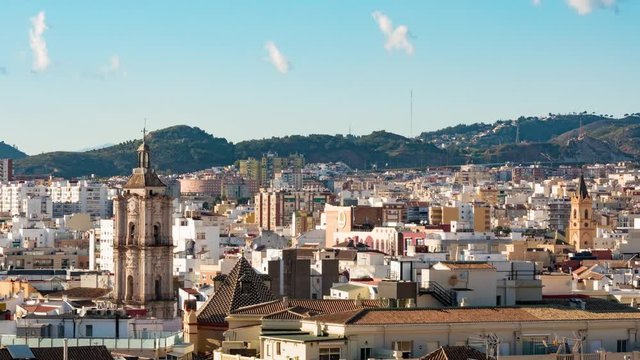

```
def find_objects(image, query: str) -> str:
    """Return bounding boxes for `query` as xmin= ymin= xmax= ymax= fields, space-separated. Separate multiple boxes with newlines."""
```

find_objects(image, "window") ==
xmin=197 ymin=232 xmax=206 ymax=240
xmin=153 ymin=225 xmax=160 ymax=244
xmin=275 ymin=342 xmax=281 ymax=355
xmin=617 ymin=340 xmax=628 ymax=352
xmin=392 ymin=341 xmax=413 ymax=358
xmin=266 ymin=344 xmax=270 ymax=356
xmin=129 ymin=223 xmax=136 ymax=243
xmin=360 ymin=348 xmax=371 ymax=360
xmin=319 ymin=347 xmax=340 ymax=360
xmin=85 ymin=324 xmax=93 ymax=337
xmin=522 ymin=338 xmax=547 ymax=355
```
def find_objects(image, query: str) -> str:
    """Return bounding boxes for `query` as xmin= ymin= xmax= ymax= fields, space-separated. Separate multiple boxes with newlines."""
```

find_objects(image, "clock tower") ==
xmin=568 ymin=175 xmax=597 ymax=251
xmin=113 ymin=132 xmax=174 ymax=318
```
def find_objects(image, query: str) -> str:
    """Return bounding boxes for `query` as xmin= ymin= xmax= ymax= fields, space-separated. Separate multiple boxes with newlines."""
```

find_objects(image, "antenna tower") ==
xmin=410 ymin=90 xmax=413 ymax=138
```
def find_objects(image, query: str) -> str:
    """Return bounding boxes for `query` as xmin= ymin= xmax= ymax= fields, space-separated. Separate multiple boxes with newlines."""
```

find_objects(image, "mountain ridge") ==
xmin=11 ymin=113 xmax=640 ymax=178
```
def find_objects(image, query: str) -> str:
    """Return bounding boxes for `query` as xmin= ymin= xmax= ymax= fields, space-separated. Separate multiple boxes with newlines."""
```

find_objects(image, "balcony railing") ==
xmin=0 ymin=332 xmax=184 ymax=351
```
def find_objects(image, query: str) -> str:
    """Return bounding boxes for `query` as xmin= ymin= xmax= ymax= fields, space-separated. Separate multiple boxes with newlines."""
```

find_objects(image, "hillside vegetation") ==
xmin=10 ymin=113 xmax=640 ymax=178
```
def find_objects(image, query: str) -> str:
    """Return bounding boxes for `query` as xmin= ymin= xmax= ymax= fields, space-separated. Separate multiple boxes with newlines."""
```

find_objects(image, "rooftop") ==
xmin=306 ymin=299 xmax=640 ymax=325
xmin=421 ymin=346 xmax=487 ymax=360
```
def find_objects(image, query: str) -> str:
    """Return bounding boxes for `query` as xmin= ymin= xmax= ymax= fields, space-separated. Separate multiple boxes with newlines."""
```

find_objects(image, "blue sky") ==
xmin=1 ymin=0 xmax=638 ymax=154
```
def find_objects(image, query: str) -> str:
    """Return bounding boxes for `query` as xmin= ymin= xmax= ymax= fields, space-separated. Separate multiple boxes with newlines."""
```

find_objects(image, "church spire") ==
xmin=578 ymin=174 xmax=589 ymax=200
xmin=137 ymin=124 xmax=150 ymax=169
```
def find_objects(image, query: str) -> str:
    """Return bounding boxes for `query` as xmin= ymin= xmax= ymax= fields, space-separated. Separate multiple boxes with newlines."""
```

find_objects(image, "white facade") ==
xmin=49 ymin=180 xmax=110 ymax=218
xmin=97 ymin=219 xmax=114 ymax=273
xmin=172 ymin=216 xmax=220 ymax=286
xmin=0 ymin=182 xmax=49 ymax=215
xmin=4 ymin=216 xmax=57 ymax=249
xmin=0 ymin=180 xmax=110 ymax=218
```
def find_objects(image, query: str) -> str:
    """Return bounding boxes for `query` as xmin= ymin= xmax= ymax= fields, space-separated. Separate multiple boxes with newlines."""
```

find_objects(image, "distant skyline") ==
xmin=1 ymin=0 xmax=639 ymax=155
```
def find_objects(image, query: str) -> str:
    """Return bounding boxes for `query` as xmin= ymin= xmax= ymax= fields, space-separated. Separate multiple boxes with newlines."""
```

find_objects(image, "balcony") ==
xmin=0 ymin=332 xmax=185 ymax=357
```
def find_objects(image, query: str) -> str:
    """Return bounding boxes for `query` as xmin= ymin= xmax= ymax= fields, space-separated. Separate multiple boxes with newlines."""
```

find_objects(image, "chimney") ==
xmin=282 ymin=296 xmax=290 ymax=308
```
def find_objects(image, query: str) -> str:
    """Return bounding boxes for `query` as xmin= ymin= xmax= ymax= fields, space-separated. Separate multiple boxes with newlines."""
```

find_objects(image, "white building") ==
xmin=172 ymin=215 xmax=220 ymax=287
xmin=0 ymin=182 xmax=48 ymax=215
xmin=94 ymin=219 xmax=114 ymax=273
xmin=49 ymin=180 xmax=110 ymax=218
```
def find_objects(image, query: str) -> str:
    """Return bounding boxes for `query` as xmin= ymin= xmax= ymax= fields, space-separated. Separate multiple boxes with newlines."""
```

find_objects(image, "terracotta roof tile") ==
xmin=439 ymin=262 xmax=495 ymax=270
xmin=421 ymin=346 xmax=486 ymax=360
xmin=196 ymin=257 xmax=276 ymax=325
xmin=231 ymin=298 xmax=383 ymax=316
xmin=0 ymin=346 xmax=113 ymax=360
xmin=321 ymin=304 xmax=640 ymax=325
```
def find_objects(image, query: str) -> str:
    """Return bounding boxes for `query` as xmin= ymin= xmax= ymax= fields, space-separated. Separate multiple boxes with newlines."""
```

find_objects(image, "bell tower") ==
xmin=568 ymin=175 xmax=596 ymax=251
xmin=113 ymin=130 xmax=174 ymax=318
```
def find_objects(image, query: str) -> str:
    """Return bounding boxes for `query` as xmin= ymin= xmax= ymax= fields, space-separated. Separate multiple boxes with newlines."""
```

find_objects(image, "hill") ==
xmin=15 ymin=126 xmax=234 ymax=178
xmin=11 ymin=112 xmax=640 ymax=178
xmin=0 ymin=141 xmax=27 ymax=159
xmin=235 ymin=131 xmax=457 ymax=169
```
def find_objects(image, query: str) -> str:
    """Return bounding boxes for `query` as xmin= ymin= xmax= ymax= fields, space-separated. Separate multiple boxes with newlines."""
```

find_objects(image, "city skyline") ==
xmin=1 ymin=0 xmax=639 ymax=154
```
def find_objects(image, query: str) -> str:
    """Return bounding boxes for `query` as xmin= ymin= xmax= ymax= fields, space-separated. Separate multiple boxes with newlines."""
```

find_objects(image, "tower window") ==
xmin=155 ymin=277 xmax=162 ymax=300
xmin=573 ymin=209 xmax=577 ymax=219
xmin=153 ymin=225 xmax=160 ymax=245
xmin=126 ymin=275 xmax=134 ymax=301
xmin=584 ymin=209 xmax=588 ymax=219
xmin=129 ymin=223 xmax=136 ymax=244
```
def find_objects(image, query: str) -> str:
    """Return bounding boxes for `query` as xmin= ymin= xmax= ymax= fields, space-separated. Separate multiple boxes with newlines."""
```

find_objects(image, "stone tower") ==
xmin=113 ymin=133 xmax=174 ymax=318
xmin=568 ymin=175 xmax=596 ymax=251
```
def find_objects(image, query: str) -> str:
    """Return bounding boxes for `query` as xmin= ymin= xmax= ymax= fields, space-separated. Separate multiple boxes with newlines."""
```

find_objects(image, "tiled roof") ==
xmin=196 ymin=257 xmax=276 ymax=325
xmin=46 ymin=287 xmax=111 ymax=299
xmin=123 ymin=170 xmax=166 ymax=189
xmin=182 ymin=288 xmax=201 ymax=295
xmin=21 ymin=305 xmax=59 ymax=313
xmin=421 ymin=346 xmax=486 ymax=360
xmin=318 ymin=303 xmax=640 ymax=325
xmin=438 ymin=262 xmax=495 ymax=270
xmin=231 ymin=298 xmax=383 ymax=316
xmin=0 ymin=346 xmax=113 ymax=360
xmin=262 ymin=309 xmax=307 ymax=320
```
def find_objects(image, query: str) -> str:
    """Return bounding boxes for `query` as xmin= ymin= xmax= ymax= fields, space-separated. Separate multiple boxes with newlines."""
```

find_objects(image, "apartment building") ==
xmin=0 ymin=159 xmax=12 ymax=182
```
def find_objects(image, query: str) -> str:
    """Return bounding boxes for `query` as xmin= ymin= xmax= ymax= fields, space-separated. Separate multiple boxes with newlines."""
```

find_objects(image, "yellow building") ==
xmin=472 ymin=204 xmax=491 ymax=232
xmin=568 ymin=175 xmax=597 ymax=251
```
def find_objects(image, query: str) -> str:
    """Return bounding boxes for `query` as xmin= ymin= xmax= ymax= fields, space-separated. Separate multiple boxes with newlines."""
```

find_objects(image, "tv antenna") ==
xmin=410 ymin=89 xmax=413 ymax=138
xmin=468 ymin=333 xmax=501 ymax=360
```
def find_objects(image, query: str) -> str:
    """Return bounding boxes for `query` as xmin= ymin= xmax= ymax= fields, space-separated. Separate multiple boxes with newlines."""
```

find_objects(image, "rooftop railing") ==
xmin=0 ymin=331 xmax=184 ymax=351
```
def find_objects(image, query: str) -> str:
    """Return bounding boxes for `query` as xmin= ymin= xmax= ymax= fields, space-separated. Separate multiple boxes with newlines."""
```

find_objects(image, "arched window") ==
xmin=573 ymin=209 xmax=577 ymax=219
xmin=126 ymin=275 xmax=134 ymax=301
xmin=584 ymin=209 xmax=588 ymax=219
xmin=153 ymin=225 xmax=160 ymax=245
xmin=129 ymin=223 xmax=136 ymax=245
xmin=155 ymin=277 xmax=162 ymax=300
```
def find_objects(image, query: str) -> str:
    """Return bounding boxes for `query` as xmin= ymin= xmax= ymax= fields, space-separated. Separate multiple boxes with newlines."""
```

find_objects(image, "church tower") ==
xmin=568 ymin=175 xmax=596 ymax=251
xmin=113 ymin=132 xmax=174 ymax=318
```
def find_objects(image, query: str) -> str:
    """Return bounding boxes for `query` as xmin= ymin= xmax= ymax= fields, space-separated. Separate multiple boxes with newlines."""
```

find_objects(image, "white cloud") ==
xmin=567 ymin=0 xmax=616 ymax=15
xmin=265 ymin=41 xmax=291 ymax=74
xmin=29 ymin=11 xmax=50 ymax=72
xmin=100 ymin=55 xmax=126 ymax=78
xmin=532 ymin=0 xmax=542 ymax=6
xmin=372 ymin=11 xmax=414 ymax=55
